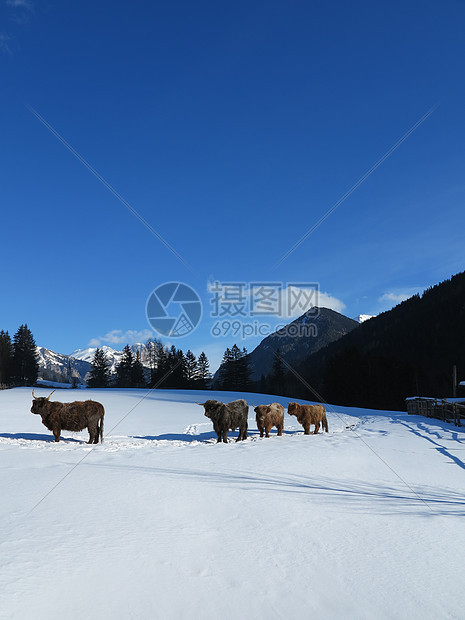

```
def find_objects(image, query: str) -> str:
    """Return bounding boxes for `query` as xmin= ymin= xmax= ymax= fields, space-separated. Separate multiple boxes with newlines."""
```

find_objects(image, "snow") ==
xmin=1 ymin=387 xmax=465 ymax=619
xmin=354 ymin=314 xmax=375 ymax=323
xmin=71 ymin=343 xmax=151 ymax=375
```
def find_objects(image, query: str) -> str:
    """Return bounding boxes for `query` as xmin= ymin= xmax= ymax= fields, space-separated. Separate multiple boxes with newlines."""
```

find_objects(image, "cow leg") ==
xmin=213 ymin=423 xmax=221 ymax=442
xmin=258 ymin=425 xmax=264 ymax=438
xmin=314 ymin=421 xmax=320 ymax=434
xmin=242 ymin=427 xmax=248 ymax=440
xmin=277 ymin=424 xmax=283 ymax=436
xmin=265 ymin=426 xmax=271 ymax=438
xmin=222 ymin=430 xmax=228 ymax=443
xmin=53 ymin=427 xmax=61 ymax=442
xmin=88 ymin=422 xmax=99 ymax=444
xmin=304 ymin=425 xmax=310 ymax=435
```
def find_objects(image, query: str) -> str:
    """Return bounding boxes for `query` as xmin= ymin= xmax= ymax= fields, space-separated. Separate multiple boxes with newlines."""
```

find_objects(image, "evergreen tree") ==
xmin=269 ymin=348 xmax=285 ymax=395
xmin=12 ymin=324 xmax=39 ymax=386
xmin=131 ymin=350 xmax=147 ymax=388
xmin=0 ymin=331 xmax=13 ymax=386
xmin=196 ymin=352 xmax=210 ymax=389
xmin=168 ymin=346 xmax=185 ymax=388
xmin=218 ymin=345 xmax=251 ymax=391
xmin=150 ymin=340 xmax=168 ymax=386
xmin=235 ymin=346 xmax=251 ymax=392
xmin=184 ymin=350 xmax=197 ymax=387
xmin=218 ymin=347 xmax=234 ymax=389
xmin=115 ymin=345 xmax=134 ymax=387
xmin=87 ymin=348 xmax=111 ymax=388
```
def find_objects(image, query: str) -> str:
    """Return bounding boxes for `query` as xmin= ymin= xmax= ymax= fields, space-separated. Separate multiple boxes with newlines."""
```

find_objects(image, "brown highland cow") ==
xmin=31 ymin=390 xmax=105 ymax=443
xmin=287 ymin=402 xmax=328 ymax=435
xmin=254 ymin=403 xmax=284 ymax=438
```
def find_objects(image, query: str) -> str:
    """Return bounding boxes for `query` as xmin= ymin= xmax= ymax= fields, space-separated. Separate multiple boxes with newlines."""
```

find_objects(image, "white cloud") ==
xmin=378 ymin=287 xmax=425 ymax=311
xmin=379 ymin=292 xmax=411 ymax=305
xmin=285 ymin=286 xmax=346 ymax=316
xmin=88 ymin=329 xmax=154 ymax=348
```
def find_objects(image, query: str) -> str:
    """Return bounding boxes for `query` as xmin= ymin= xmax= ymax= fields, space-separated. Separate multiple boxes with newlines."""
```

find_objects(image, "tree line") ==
xmin=88 ymin=339 xmax=211 ymax=389
xmin=0 ymin=324 xmax=39 ymax=387
xmin=0 ymin=321 xmax=288 ymax=398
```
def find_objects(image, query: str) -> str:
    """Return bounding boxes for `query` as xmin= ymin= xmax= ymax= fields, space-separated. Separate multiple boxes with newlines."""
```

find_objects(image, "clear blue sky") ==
xmin=1 ymin=0 xmax=465 ymax=370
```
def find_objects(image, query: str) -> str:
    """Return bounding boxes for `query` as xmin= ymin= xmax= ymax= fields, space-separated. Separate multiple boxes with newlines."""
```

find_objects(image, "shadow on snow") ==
xmin=0 ymin=432 xmax=83 ymax=443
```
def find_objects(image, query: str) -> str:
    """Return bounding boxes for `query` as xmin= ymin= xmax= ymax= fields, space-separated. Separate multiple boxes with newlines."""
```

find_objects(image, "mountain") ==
xmin=71 ymin=343 xmax=152 ymax=374
xmin=213 ymin=308 xmax=359 ymax=384
xmin=71 ymin=343 xmax=149 ymax=374
xmin=36 ymin=347 xmax=92 ymax=385
xmin=290 ymin=271 xmax=465 ymax=410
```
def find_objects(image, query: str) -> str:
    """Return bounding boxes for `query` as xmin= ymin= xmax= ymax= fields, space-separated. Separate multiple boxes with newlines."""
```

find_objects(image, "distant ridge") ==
xmin=291 ymin=270 xmax=465 ymax=410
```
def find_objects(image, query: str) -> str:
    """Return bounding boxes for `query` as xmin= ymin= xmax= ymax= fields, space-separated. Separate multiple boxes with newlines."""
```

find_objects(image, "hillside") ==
xmin=214 ymin=308 xmax=359 ymax=384
xmin=1 ymin=387 xmax=464 ymax=619
xmin=36 ymin=347 xmax=92 ymax=385
xmin=291 ymin=271 xmax=465 ymax=410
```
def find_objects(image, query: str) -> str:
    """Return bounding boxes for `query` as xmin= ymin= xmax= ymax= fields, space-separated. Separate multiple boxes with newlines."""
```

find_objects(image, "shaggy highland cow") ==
xmin=254 ymin=403 xmax=284 ymax=438
xmin=287 ymin=402 xmax=328 ymax=435
xmin=198 ymin=399 xmax=249 ymax=443
xmin=31 ymin=390 xmax=105 ymax=443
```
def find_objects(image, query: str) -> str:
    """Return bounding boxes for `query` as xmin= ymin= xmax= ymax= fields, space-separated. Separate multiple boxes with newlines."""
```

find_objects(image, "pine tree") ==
xmin=196 ymin=352 xmax=210 ymax=389
xmin=87 ymin=348 xmax=111 ymax=388
xmin=184 ymin=350 xmax=197 ymax=387
xmin=168 ymin=346 xmax=185 ymax=388
xmin=131 ymin=350 xmax=147 ymax=388
xmin=235 ymin=346 xmax=251 ymax=392
xmin=218 ymin=347 xmax=234 ymax=389
xmin=115 ymin=345 xmax=134 ymax=388
xmin=269 ymin=348 xmax=285 ymax=395
xmin=12 ymin=324 xmax=39 ymax=386
xmin=0 ymin=331 xmax=13 ymax=386
xmin=218 ymin=345 xmax=250 ymax=391
xmin=150 ymin=340 xmax=168 ymax=386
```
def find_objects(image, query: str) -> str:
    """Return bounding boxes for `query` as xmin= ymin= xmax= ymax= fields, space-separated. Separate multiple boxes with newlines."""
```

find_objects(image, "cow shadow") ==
xmin=0 ymin=432 xmax=83 ymax=443
xmin=134 ymin=432 xmax=218 ymax=443
xmin=134 ymin=428 xmax=294 ymax=443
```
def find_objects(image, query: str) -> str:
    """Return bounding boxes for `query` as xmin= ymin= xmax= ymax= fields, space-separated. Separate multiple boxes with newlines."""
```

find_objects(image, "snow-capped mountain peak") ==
xmin=354 ymin=314 xmax=375 ymax=323
xmin=71 ymin=343 xmax=151 ymax=374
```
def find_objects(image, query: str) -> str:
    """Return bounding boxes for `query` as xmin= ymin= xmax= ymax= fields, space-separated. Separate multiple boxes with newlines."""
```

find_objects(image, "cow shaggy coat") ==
xmin=31 ymin=394 xmax=105 ymax=443
xmin=254 ymin=403 xmax=284 ymax=438
xmin=200 ymin=399 xmax=248 ymax=443
xmin=287 ymin=402 xmax=328 ymax=435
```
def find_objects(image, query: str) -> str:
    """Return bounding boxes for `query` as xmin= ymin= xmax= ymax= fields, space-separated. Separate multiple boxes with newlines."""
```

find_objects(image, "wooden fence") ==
xmin=406 ymin=397 xmax=465 ymax=426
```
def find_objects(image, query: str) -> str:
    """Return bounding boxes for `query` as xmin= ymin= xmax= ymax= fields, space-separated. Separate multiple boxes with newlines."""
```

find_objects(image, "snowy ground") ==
xmin=1 ymin=387 xmax=464 ymax=619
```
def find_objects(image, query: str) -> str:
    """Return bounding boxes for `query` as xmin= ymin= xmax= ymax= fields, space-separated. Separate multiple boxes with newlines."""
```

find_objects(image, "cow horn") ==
xmin=196 ymin=402 xmax=205 ymax=406
xmin=46 ymin=391 xmax=55 ymax=401
xmin=32 ymin=390 xmax=37 ymax=399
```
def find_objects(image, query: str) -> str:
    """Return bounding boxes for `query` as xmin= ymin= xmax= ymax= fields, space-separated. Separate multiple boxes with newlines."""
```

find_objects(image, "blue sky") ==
xmin=1 ymin=0 xmax=465 ymax=370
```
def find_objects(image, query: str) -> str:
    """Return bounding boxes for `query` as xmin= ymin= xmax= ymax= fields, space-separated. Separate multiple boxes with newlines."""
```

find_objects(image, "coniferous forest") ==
xmin=0 ymin=324 xmax=39 ymax=387
xmin=285 ymin=271 xmax=465 ymax=410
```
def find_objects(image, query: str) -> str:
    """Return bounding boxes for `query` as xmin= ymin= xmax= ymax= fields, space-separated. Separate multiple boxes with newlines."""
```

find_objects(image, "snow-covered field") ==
xmin=1 ymin=387 xmax=464 ymax=619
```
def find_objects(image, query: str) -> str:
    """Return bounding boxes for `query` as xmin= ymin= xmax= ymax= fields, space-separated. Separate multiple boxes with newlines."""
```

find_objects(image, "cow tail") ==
xmin=99 ymin=411 xmax=104 ymax=443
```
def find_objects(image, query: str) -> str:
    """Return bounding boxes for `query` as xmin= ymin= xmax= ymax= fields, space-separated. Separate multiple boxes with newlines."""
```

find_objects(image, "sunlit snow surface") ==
xmin=1 ymin=388 xmax=464 ymax=619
